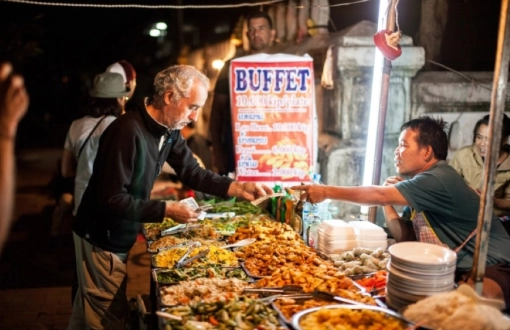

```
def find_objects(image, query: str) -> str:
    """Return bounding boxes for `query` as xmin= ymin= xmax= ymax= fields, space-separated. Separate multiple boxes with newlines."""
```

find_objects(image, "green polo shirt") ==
xmin=395 ymin=161 xmax=510 ymax=271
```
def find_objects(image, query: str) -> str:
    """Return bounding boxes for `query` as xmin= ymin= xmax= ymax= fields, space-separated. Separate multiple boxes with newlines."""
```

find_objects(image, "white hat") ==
xmin=106 ymin=62 xmax=127 ymax=83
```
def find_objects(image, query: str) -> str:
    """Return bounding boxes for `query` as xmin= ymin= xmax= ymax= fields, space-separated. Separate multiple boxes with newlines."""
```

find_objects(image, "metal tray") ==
xmin=240 ymin=261 xmax=271 ymax=279
xmin=152 ymin=266 xmax=251 ymax=288
xmin=147 ymin=240 xmax=196 ymax=254
xmin=152 ymin=249 xmax=240 ymax=269
xmin=150 ymin=246 xmax=189 ymax=268
xmin=271 ymin=294 xmax=339 ymax=324
xmin=157 ymin=278 xmax=252 ymax=307
xmin=160 ymin=223 xmax=202 ymax=236
xmin=291 ymin=304 xmax=416 ymax=330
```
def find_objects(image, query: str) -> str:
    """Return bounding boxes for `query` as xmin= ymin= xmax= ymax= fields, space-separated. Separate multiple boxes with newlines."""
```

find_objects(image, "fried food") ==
xmin=299 ymin=307 xmax=408 ymax=330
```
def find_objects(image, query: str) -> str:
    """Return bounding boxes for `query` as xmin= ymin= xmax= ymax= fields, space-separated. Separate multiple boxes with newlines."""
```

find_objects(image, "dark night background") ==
xmin=0 ymin=0 xmax=501 ymax=150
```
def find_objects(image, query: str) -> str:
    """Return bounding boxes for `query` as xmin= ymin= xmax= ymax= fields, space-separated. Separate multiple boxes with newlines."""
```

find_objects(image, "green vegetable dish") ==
xmin=155 ymin=266 xmax=250 ymax=284
xmin=161 ymin=296 xmax=284 ymax=330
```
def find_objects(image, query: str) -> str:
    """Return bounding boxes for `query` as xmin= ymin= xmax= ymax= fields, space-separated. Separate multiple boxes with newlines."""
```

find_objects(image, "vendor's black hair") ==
xmin=401 ymin=116 xmax=449 ymax=160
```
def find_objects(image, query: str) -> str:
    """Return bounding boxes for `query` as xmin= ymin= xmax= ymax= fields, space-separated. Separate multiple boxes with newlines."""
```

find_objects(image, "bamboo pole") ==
xmin=471 ymin=0 xmax=510 ymax=294
xmin=368 ymin=0 xmax=397 ymax=223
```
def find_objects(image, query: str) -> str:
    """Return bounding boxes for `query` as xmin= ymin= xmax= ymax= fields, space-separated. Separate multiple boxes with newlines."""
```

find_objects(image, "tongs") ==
xmin=160 ymin=224 xmax=186 ymax=236
xmin=312 ymin=290 xmax=364 ymax=305
xmin=243 ymin=285 xmax=304 ymax=295
xmin=174 ymin=244 xmax=209 ymax=268
xmin=161 ymin=223 xmax=201 ymax=236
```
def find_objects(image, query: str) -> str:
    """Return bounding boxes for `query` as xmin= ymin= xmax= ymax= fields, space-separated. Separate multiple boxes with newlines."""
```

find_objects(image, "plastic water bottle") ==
xmin=307 ymin=216 xmax=320 ymax=249
xmin=302 ymin=201 xmax=312 ymax=243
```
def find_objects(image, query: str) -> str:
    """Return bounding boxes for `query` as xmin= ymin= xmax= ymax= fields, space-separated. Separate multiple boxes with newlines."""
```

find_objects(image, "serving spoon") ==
xmin=156 ymin=311 xmax=213 ymax=329
xmin=221 ymin=238 xmax=257 ymax=249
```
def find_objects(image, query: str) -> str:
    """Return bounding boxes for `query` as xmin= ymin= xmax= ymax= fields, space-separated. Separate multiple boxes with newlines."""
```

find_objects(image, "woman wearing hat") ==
xmin=56 ymin=72 xmax=129 ymax=301
xmin=106 ymin=60 xmax=137 ymax=109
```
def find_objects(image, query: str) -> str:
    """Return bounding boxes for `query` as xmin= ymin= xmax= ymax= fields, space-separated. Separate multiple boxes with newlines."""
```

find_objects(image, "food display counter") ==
xmin=140 ymin=199 xmax=510 ymax=330
xmin=140 ymin=199 xmax=401 ymax=330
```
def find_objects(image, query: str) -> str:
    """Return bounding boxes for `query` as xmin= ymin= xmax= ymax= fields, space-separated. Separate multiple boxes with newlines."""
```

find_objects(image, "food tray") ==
xmin=151 ymin=246 xmax=189 ymax=268
xmin=157 ymin=277 xmax=253 ymax=307
xmin=160 ymin=223 xmax=202 ymax=236
xmin=147 ymin=240 xmax=194 ymax=254
xmin=240 ymin=262 xmax=271 ymax=279
xmin=152 ymin=266 xmax=252 ymax=287
xmin=158 ymin=296 xmax=289 ymax=329
xmin=147 ymin=237 xmax=226 ymax=254
xmin=291 ymin=304 xmax=416 ymax=330
xmin=271 ymin=294 xmax=339 ymax=324
xmin=152 ymin=245 xmax=240 ymax=269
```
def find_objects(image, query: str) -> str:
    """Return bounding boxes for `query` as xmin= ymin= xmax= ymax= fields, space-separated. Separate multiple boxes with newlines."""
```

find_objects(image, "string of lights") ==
xmin=2 ymin=0 xmax=374 ymax=9
xmin=2 ymin=0 xmax=284 ymax=8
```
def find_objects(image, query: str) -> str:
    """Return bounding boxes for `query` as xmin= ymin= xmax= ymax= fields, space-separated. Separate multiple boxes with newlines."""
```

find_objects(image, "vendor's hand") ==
xmin=227 ymin=181 xmax=273 ymax=201
xmin=164 ymin=201 xmax=200 ymax=224
xmin=383 ymin=176 xmax=404 ymax=186
xmin=290 ymin=184 xmax=326 ymax=204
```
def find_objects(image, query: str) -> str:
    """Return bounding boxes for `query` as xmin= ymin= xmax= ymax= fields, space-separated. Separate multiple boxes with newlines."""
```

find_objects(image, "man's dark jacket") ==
xmin=73 ymin=104 xmax=233 ymax=253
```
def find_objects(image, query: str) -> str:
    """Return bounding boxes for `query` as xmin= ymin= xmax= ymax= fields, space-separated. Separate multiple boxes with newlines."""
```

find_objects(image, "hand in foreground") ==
xmin=290 ymin=184 xmax=326 ymax=204
xmin=0 ymin=63 xmax=29 ymax=139
xmin=227 ymin=181 xmax=273 ymax=201
xmin=164 ymin=201 xmax=201 ymax=224
xmin=383 ymin=176 xmax=405 ymax=186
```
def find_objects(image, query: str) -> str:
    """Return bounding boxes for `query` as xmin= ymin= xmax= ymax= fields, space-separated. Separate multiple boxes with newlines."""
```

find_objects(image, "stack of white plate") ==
xmin=348 ymin=220 xmax=388 ymax=250
xmin=386 ymin=241 xmax=457 ymax=311
xmin=316 ymin=220 xmax=358 ymax=254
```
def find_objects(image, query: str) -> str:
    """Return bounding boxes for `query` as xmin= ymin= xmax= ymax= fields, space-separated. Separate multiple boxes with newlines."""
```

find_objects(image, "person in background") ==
xmin=51 ymin=62 xmax=138 ymax=246
xmin=209 ymin=11 xmax=276 ymax=175
xmin=292 ymin=116 xmax=510 ymax=308
xmin=69 ymin=65 xmax=272 ymax=329
xmin=61 ymin=72 xmax=129 ymax=220
xmin=449 ymin=114 xmax=510 ymax=234
xmin=106 ymin=60 xmax=137 ymax=110
xmin=0 ymin=62 xmax=29 ymax=256
xmin=61 ymin=72 xmax=129 ymax=305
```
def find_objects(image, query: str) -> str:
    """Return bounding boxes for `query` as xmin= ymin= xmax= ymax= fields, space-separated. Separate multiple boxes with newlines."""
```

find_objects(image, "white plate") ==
xmin=390 ymin=260 xmax=456 ymax=277
xmin=388 ymin=242 xmax=456 ymax=267
xmin=387 ymin=275 xmax=455 ymax=295
xmin=388 ymin=281 xmax=455 ymax=296
xmin=386 ymin=283 xmax=431 ymax=302
xmin=387 ymin=265 xmax=454 ymax=285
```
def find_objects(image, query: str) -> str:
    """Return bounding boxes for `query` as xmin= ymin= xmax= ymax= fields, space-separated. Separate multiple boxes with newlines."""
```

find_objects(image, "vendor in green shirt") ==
xmin=292 ymin=116 xmax=510 ymax=309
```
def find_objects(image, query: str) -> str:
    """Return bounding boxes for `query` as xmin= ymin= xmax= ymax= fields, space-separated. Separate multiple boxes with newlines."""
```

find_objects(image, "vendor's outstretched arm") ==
xmin=290 ymin=184 xmax=408 ymax=206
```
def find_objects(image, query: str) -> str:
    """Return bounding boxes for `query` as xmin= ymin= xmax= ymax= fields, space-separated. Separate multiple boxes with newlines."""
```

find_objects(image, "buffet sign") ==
xmin=229 ymin=53 xmax=317 ymax=184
